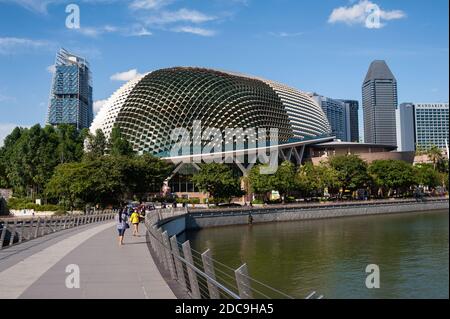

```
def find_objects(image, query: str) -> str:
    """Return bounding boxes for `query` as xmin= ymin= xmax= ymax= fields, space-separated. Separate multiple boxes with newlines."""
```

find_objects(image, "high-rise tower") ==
xmin=362 ymin=60 xmax=397 ymax=145
xmin=47 ymin=48 xmax=93 ymax=129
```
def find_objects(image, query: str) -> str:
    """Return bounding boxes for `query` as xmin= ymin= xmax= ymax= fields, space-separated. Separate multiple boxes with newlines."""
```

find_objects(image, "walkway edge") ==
xmin=0 ymin=222 xmax=114 ymax=299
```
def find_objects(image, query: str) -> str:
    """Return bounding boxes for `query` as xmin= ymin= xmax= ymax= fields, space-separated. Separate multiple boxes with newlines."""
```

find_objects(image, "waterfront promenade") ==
xmin=0 ymin=220 xmax=175 ymax=299
xmin=0 ymin=198 xmax=448 ymax=299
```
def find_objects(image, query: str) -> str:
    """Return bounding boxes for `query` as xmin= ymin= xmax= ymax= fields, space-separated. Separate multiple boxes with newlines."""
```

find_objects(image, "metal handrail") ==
xmin=0 ymin=210 xmax=117 ymax=250
xmin=145 ymin=224 xmax=240 ymax=299
xmin=144 ymin=208 xmax=318 ymax=299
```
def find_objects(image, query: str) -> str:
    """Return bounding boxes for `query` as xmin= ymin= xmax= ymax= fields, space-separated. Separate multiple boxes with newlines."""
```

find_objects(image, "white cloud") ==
xmin=146 ymin=8 xmax=216 ymax=25
xmin=76 ymin=25 xmax=119 ymax=37
xmin=328 ymin=0 xmax=406 ymax=29
xmin=128 ymin=26 xmax=153 ymax=37
xmin=130 ymin=0 xmax=173 ymax=10
xmin=93 ymin=99 xmax=108 ymax=114
xmin=172 ymin=26 xmax=216 ymax=37
xmin=0 ymin=37 xmax=53 ymax=54
xmin=0 ymin=0 xmax=61 ymax=13
xmin=269 ymin=31 xmax=303 ymax=37
xmin=0 ymin=93 xmax=16 ymax=103
xmin=110 ymin=69 xmax=143 ymax=82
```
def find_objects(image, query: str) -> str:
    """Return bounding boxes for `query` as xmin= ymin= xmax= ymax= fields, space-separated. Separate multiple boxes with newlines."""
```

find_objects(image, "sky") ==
xmin=0 ymin=0 xmax=449 ymax=145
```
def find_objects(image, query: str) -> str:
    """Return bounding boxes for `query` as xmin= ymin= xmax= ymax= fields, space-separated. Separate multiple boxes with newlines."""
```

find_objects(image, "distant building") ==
xmin=396 ymin=102 xmax=449 ymax=152
xmin=338 ymin=99 xmax=359 ymax=142
xmin=396 ymin=103 xmax=416 ymax=152
xmin=362 ymin=60 xmax=398 ymax=145
xmin=47 ymin=48 xmax=93 ymax=130
xmin=310 ymin=93 xmax=350 ymax=141
xmin=307 ymin=141 xmax=414 ymax=165
xmin=415 ymin=103 xmax=449 ymax=150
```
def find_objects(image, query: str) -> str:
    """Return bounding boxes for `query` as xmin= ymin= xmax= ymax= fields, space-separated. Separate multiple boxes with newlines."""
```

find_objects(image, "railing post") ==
xmin=170 ymin=235 xmax=188 ymax=291
xmin=41 ymin=217 xmax=48 ymax=236
xmin=9 ymin=220 xmax=17 ymax=246
xmin=235 ymin=263 xmax=253 ymax=299
xmin=201 ymin=249 xmax=220 ymax=299
xmin=56 ymin=216 xmax=63 ymax=231
xmin=18 ymin=220 xmax=24 ymax=244
xmin=161 ymin=231 xmax=177 ymax=279
xmin=28 ymin=218 xmax=34 ymax=240
xmin=0 ymin=221 xmax=8 ymax=250
xmin=63 ymin=216 xmax=68 ymax=230
xmin=34 ymin=218 xmax=41 ymax=238
xmin=182 ymin=240 xmax=201 ymax=299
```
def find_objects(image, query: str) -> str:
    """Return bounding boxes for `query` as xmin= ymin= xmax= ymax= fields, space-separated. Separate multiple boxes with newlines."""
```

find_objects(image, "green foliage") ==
xmin=329 ymin=155 xmax=371 ymax=192
xmin=0 ymin=125 xmax=86 ymax=197
xmin=296 ymin=162 xmax=341 ymax=197
xmin=414 ymin=164 xmax=441 ymax=188
xmin=368 ymin=160 xmax=415 ymax=196
xmin=46 ymin=154 xmax=173 ymax=209
xmin=109 ymin=126 xmax=134 ymax=157
xmin=192 ymin=163 xmax=243 ymax=202
xmin=84 ymin=129 xmax=107 ymax=160
xmin=7 ymin=197 xmax=63 ymax=211
xmin=248 ymin=161 xmax=296 ymax=202
xmin=251 ymin=199 xmax=264 ymax=205
xmin=427 ymin=145 xmax=444 ymax=171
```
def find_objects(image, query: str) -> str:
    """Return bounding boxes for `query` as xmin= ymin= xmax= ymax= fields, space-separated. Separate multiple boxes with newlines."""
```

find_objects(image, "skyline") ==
xmin=0 ymin=0 xmax=449 ymax=145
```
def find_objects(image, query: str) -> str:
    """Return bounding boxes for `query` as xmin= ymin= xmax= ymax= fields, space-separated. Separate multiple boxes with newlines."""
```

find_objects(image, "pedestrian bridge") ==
xmin=0 ymin=210 xmax=307 ymax=299
xmin=0 ymin=213 xmax=176 ymax=299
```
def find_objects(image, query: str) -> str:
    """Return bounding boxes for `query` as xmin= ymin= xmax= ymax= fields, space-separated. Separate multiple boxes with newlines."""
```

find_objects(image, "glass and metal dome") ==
xmin=91 ymin=67 xmax=331 ymax=155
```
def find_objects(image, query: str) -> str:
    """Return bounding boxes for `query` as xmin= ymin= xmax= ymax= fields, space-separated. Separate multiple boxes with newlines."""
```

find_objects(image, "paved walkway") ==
xmin=0 ymin=221 xmax=176 ymax=299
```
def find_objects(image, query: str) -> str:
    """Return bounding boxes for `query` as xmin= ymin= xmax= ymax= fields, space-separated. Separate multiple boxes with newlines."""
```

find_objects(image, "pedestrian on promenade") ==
xmin=130 ymin=209 xmax=141 ymax=236
xmin=115 ymin=209 xmax=129 ymax=246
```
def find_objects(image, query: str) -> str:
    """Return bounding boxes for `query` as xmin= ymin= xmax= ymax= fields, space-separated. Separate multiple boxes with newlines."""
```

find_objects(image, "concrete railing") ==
xmin=144 ymin=208 xmax=319 ymax=299
xmin=0 ymin=211 xmax=116 ymax=250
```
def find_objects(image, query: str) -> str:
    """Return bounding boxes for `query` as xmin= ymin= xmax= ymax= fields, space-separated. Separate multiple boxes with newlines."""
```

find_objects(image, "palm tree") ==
xmin=427 ymin=145 xmax=443 ymax=171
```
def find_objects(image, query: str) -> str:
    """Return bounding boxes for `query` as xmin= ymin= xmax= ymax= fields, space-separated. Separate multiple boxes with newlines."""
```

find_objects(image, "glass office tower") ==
xmin=47 ymin=48 xmax=93 ymax=129
xmin=362 ymin=60 xmax=398 ymax=145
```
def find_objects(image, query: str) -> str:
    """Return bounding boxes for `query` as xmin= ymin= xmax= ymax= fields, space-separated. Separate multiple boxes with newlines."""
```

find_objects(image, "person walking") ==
xmin=115 ymin=209 xmax=129 ymax=246
xmin=130 ymin=209 xmax=141 ymax=236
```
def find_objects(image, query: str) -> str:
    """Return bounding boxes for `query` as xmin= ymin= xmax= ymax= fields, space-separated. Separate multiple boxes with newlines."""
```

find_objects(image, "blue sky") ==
xmin=0 ymin=0 xmax=448 ymax=144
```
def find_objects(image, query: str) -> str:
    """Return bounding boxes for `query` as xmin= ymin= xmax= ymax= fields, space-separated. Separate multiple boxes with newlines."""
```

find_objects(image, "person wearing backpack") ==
xmin=130 ymin=210 xmax=141 ymax=236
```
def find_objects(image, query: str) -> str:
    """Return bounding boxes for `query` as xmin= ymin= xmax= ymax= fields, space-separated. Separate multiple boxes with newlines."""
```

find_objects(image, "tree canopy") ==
xmin=192 ymin=163 xmax=243 ymax=201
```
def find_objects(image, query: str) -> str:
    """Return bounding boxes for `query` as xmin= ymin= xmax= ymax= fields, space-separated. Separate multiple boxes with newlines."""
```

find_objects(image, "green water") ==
xmin=183 ymin=210 xmax=449 ymax=299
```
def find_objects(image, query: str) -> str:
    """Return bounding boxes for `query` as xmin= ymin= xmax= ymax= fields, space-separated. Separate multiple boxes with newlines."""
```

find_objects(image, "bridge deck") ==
xmin=0 ymin=221 xmax=175 ymax=299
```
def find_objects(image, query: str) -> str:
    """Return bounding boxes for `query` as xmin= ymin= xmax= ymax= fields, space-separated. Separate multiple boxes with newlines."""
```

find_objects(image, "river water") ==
xmin=183 ymin=210 xmax=449 ymax=299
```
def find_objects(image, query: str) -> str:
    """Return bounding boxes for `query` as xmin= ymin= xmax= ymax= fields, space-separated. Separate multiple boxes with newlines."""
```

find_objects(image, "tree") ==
xmin=248 ymin=161 xmax=297 ymax=203
xmin=192 ymin=163 xmax=243 ymax=202
xmin=296 ymin=162 xmax=340 ymax=197
xmin=270 ymin=161 xmax=296 ymax=202
xmin=46 ymin=154 xmax=173 ymax=208
xmin=0 ymin=125 xmax=86 ymax=198
xmin=109 ymin=126 xmax=134 ymax=157
xmin=329 ymin=155 xmax=371 ymax=196
xmin=414 ymin=164 xmax=440 ymax=189
xmin=368 ymin=160 xmax=415 ymax=197
xmin=248 ymin=164 xmax=274 ymax=201
xmin=427 ymin=145 xmax=444 ymax=171
xmin=84 ymin=129 xmax=107 ymax=160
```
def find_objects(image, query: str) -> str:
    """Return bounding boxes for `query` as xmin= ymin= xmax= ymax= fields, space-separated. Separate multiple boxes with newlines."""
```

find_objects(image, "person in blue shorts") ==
xmin=115 ymin=208 xmax=129 ymax=246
